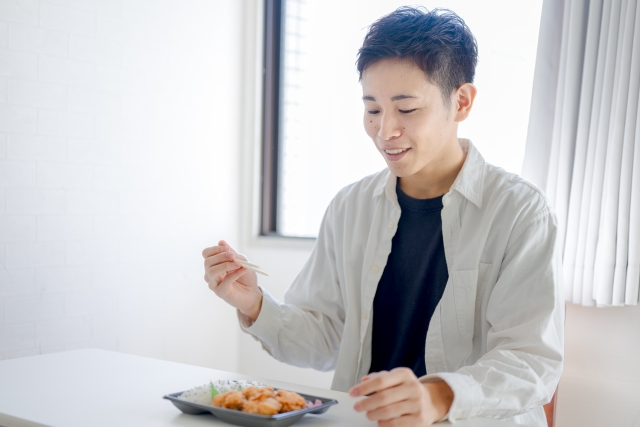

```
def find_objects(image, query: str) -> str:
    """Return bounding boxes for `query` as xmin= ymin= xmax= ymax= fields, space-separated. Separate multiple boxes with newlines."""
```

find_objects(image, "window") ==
xmin=262 ymin=0 xmax=544 ymax=238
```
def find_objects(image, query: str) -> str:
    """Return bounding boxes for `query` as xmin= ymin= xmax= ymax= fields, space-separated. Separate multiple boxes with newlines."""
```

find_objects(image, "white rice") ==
xmin=178 ymin=380 xmax=268 ymax=405
xmin=178 ymin=384 xmax=213 ymax=405
xmin=211 ymin=379 xmax=267 ymax=394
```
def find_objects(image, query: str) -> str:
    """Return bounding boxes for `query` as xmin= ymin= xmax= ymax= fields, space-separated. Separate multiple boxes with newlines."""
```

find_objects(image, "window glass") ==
xmin=278 ymin=0 xmax=543 ymax=237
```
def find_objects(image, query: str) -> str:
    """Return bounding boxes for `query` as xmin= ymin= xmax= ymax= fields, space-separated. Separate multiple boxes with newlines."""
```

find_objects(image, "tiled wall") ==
xmin=0 ymin=0 xmax=244 ymax=371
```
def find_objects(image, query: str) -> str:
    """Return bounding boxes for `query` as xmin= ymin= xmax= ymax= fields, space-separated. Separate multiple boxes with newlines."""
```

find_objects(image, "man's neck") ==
xmin=398 ymin=138 xmax=466 ymax=199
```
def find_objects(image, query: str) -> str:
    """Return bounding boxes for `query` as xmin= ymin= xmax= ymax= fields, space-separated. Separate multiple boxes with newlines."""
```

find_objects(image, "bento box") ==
xmin=163 ymin=387 xmax=338 ymax=427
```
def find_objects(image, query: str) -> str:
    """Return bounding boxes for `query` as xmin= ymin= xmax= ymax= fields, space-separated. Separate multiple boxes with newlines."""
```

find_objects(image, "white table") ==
xmin=0 ymin=349 xmax=521 ymax=427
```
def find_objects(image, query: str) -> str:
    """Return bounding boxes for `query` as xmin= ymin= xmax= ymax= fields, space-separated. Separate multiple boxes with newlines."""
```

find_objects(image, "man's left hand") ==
xmin=349 ymin=367 xmax=454 ymax=426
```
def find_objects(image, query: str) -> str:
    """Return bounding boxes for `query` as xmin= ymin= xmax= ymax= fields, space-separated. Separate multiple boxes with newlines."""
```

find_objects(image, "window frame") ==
xmin=260 ymin=0 xmax=313 ymax=240
xmin=260 ymin=0 xmax=283 ymax=237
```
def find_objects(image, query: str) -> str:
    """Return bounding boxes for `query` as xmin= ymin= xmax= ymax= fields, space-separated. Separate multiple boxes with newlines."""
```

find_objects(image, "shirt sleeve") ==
xmin=237 ymin=199 xmax=345 ymax=372
xmin=421 ymin=208 xmax=564 ymax=421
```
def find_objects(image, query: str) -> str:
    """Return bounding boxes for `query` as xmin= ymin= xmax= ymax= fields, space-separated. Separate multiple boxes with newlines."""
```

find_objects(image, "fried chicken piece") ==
xmin=212 ymin=386 xmax=305 ymax=416
xmin=243 ymin=386 xmax=276 ymax=402
xmin=241 ymin=400 xmax=260 ymax=414
xmin=211 ymin=393 xmax=226 ymax=407
xmin=222 ymin=391 xmax=246 ymax=410
xmin=211 ymin=390 xmax=246 ymax=410
xmin=242 ymin=397 xmax=283 ymax=415
xmin=275 ymin=389 xmax=307 ymax=413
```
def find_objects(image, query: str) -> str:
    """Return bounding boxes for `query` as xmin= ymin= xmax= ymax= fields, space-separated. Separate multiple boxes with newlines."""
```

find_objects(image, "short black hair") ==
xmin=356 ymin=6 xmax=478 ymax=107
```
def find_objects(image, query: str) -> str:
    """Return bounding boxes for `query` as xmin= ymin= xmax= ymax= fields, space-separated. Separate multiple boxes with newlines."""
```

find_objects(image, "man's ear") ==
xmin=453 ymin=83 xmax=477 ymax=122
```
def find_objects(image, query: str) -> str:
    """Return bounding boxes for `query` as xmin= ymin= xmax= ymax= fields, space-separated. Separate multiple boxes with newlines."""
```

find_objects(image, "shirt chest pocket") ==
xmin=451 ymin=263 xmax=491 ymax=341
xmin=452 ymin=269 xmax=478 ymax=340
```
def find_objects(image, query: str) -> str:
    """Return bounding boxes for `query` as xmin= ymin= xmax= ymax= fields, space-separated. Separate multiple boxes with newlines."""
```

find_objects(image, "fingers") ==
xmin=202 ymin=241 xmax=248 ymax=260
xmin=202 ymin=240 xmax=254 ymax=290
xmin=218 ymin=240 xmax=241 ymax=256
xmin=205 ymin=252 xmax=236 ymax=269
xmin=352 ymin=369 xmax=437 ymax=426
xmin=350 ymin=368 xmax=414 ymax=397
xmin=204 ymin=251 xmax=250 ymax=277
xmin=202 ymin=245 xmax=228 ymax=258
xmin=365 ymin=400 xmax=416 ymax=422
xmin=206 ymin=260 xmax=242 ymax=289
xmin=353 ymin=384 xmax=414 ymax=413
xmin=202 ymin=244 xmax=236 ymax=258
xmin=214 ymin=266 xmax=249 ymax=294
xmin=351 ymin=369 xmax=444 ymax=427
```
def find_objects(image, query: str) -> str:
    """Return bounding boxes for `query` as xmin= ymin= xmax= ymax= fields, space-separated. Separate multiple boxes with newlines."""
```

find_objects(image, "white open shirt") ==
xmin=239 ymin=139 xmax=564 ymax=426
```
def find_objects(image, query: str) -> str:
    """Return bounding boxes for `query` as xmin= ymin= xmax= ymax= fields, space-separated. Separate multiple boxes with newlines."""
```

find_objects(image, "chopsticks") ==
xmin=235 ymin=259 xmax=269 ymax=276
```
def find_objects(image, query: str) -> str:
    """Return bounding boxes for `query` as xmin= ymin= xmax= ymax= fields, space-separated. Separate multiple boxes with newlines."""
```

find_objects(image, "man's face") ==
xmin=361 ymin=58 xmax=458 ymax=179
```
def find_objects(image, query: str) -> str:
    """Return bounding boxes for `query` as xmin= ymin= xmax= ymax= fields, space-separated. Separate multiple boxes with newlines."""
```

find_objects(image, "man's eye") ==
xmin=399 ymin=109 xmax=417 ymax=114
xmin=367 ymin=110 xmax=380 ymax=115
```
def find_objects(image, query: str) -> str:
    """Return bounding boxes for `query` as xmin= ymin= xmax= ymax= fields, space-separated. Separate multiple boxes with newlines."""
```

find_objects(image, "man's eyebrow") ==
xmin=391 ymin=94 xmax=418 ymax=101
xmin=361 ymin=95 xmax=418 ymax=101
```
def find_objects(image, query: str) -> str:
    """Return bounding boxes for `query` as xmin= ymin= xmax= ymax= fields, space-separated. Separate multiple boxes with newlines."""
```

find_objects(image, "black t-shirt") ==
xmin=369 ymin=183 xmax=449 ymax=378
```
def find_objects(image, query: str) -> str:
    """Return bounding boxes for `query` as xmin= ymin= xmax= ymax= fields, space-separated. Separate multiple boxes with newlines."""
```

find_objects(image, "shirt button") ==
xmin=388 ymin=221 xmax=394 ymax=229
xmin=363 ymin=312 xmax=369 ymax=320
xmin=371 ymin=265 xmax=379 ymax=273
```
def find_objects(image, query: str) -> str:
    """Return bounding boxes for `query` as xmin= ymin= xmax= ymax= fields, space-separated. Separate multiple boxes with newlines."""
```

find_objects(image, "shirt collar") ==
xmin=373 ymin=139 xmax=485 ymax=209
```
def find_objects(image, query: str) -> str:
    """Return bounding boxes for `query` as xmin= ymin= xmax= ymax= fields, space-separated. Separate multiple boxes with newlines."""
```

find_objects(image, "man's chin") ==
xmin=386 ymin=163 xmax=416 ymax=178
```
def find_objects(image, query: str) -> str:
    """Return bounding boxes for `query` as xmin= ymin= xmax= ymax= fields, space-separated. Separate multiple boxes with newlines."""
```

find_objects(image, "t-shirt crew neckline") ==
xmin=396 ymin=181 xmax=445 ymax=212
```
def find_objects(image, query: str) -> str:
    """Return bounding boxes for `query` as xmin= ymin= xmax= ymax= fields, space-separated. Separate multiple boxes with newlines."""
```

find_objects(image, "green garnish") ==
xmin=210 ymin=381 xmax=219 ymax=398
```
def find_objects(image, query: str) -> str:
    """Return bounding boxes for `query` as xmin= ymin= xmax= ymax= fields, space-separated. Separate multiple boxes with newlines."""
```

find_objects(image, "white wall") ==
xmin=0 ymin=0 xmax=244 ymax=372
xmin=563 ymin=304 xmax=640 ymax=385
xmin=556 ymin=304 xmax=640 ymax=427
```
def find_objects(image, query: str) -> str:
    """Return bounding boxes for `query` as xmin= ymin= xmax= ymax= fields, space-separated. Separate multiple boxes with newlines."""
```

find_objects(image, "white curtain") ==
xmin=522 ymin=0 xmax=640 ymax=307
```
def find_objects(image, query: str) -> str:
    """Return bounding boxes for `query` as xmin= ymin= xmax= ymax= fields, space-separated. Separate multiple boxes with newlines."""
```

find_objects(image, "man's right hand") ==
xmin=202 ymin=240 xmax=263 ymax=321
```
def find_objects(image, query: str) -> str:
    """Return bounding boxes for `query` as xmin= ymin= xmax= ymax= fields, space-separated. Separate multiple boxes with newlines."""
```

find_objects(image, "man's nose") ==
xmin=378 ymin=113 xmax=402 ymax=140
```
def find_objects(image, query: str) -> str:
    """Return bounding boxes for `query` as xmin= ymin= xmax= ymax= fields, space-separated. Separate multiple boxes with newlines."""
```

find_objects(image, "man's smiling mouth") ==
xmin=384 ymin=148 xmax=410 ymax=154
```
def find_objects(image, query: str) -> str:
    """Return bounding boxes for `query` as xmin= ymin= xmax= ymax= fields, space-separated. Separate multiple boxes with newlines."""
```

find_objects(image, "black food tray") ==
xmin=163 ymin=390 xmax=338 ymax=427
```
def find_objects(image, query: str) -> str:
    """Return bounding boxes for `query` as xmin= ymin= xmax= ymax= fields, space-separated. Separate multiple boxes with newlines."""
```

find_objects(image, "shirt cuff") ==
xmin=420 ymin=372 xmax=482 ymax=422
xmin=237 ymin=287 xmax=283 ymax=344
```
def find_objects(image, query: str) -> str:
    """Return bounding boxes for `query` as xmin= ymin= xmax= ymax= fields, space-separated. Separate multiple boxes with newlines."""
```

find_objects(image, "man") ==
xmin=203 ymin=7 xmax=563 ymax=427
